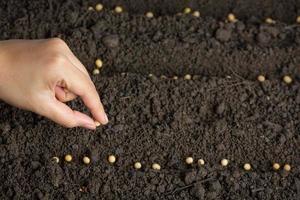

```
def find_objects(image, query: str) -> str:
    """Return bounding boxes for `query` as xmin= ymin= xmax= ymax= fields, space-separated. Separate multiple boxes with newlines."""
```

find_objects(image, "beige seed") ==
xmin=221 ymin=159 xmax=229 ymax=166
xmin=192 ymin=11 xmax=200 ymax=17
xmin=173 ymin=76 xmax=178 ymax=80
xmin=228 ymin=13 xmax=237 ymax=22
xmin=160 ymin=75 xmax=167 ymax=79
xmin=243 ymin=163 xmax=251 ymax=171
xmin=95 ymin=4 xmax=103 ymax=11
xmin=273 ymin=163 xmax=280 ymax=170
xmin=115 ymin=6 xmax=123 ymax=13
xmin=93 ymin=68 xmax=100 ymax=75
xmin=257 ymin=75 xmax=266 ymax=82
xmin=297 ymin=16 xmax=300 ymax=23
xmin=185 ymin=157 xmax=194 ymax=164
xmin=283 ymin=75 xmax=292 ymax=84
xmin=52 ymin=157 xmax=60 ymax=163
xmin=88 ymin=6 xmax=94 ymax=11
xmin=83 ymin=156 xmax=91 ymax=164
xmin=265 ymin=17 xmax=275 ymax=24
xmin=94 ymin=121 xmax=101 ymax=127
xmin=108 ymin=155 xmax=116 ymax=163
xmin=152 ymin=163 xmax=161 ymax=170
xmin=183 ymin=7 xmax=192 ymax=14
xmin=283 ymin=164 xmax=291 ymax=172
xmin=134 ymin=162 xmax=142 ymax=169
xmin=148 ymin=73 xmax=153 ymax=78
xmin=184 ymin=74 xmax=192 ymax=80
xmin=95 ymin=59 xmax=103 ymax=68
xmin=65 ymin=154 xmax=72 ymax=162
xmin=146 ymin=12 xmax=154 ymax=18
xmin=197 ymin=159 xmax=205 ymax=166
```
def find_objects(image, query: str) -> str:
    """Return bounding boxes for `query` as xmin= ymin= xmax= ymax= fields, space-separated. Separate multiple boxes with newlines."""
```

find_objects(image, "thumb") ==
xmin=43 ymin=98 xmax=97 ymax=129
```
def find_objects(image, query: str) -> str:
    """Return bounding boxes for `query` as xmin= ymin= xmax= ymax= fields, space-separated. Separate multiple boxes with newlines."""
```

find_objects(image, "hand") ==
xmin=0 ymin=38 xmax=108 ymax=129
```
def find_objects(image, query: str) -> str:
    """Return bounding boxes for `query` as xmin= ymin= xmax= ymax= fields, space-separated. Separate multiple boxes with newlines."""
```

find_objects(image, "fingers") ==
xmin=55 ymin=86 xmax=77 ymax=102
xmin=61 ymin=65 xmax=109 ymax=125
xmin=64 ymin=50 xmax=90 ymax=78
xmin=45 ymin=98 xmax=97 ymax=130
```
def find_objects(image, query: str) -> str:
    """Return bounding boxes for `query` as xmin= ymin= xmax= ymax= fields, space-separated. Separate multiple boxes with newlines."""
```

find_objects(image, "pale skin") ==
xmin=0 ymin=38 xmax=108 ymax=130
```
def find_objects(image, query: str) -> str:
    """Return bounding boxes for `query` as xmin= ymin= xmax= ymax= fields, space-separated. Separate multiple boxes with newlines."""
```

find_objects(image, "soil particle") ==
xmin=191 ymin=182 xmax=206 ymax=199
xmin=215 ymin=28 xmax=231 ymax=42
xmin=257 ymin=32 xmax=271 ymax=44
xmin=102 ymin=35 xmax=120 ymax=49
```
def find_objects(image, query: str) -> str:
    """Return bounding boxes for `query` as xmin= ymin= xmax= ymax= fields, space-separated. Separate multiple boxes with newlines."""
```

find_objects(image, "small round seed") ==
xmin=283 ymin=164 xmax=291 ymax=172
xmin=283 ymin=75 xmax=292 ymax=84
xmin=94 ymin=121 xmax=101 ymax=127
xmin=221 ymin=159 xmax=229 ymax=167
xmin=88 ymin=6 xmax=94 ymax=11
xmin=146 ymin=12 xmax=154 ymax=18
xmin=93 ymin=68 xmax=100 ymax=75
xmin=243 ymin=163 xmax=251 ymax=171
xmin=115 ymin=6 xmax=123 ymax=13
xmin=173 ymin=76 xmax=178 ymax=80
xmin=65 ymin=154 xmax=72 ymax=162
xmin=184 ymin=74 xmax=192 ymax=80
xmin=297 ymin=16 xmax=300 ymax=23
xmin=273 ymin=163 xmax=280 ymax=170
xmin=52 ymin=157 xmax=60 ymax=163
xmin=197 ymin=159 xmax=205 ymax=166
xmin=95 ymin=59 xmax=103 ymax=68
xmin=257 ymin=75 xmax=266 ymax=82
xmin=192 ymin=11 xmax=200 ymax=17
xmin=265 ymin=17 xmax=275 ymax=24
xmin=108 ymin=155 xmax=116 ymax=163
xmin=185 ymin=157 xmax=194 ymax=165
xmin=183 ymin=7 xmax=191 ymax=14
xmin=152 ymin=163 xmax=161 ymax=170
xmin=83 ymin=156 xmax=91 ymax=165
xmin=228 ymin=13 xmax=237 ymax=22
xmin=95 ymin=3 xmax=103 ymax=11
xmin=134 ymin=162 xmax=142 ymax=169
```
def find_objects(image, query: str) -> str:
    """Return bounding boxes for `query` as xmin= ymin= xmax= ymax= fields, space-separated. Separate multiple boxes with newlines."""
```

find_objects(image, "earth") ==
xmin=0 ymin=0 xmax=300 ymax=199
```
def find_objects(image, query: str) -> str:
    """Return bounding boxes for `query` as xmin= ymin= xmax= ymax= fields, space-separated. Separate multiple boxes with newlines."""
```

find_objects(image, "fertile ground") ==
xmin=0 ymin=0 xmax=300 ymax=199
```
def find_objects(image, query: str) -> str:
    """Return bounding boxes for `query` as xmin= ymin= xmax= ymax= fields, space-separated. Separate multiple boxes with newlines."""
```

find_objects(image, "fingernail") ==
xmin=103 ymin=113 xmax=109 ymax=124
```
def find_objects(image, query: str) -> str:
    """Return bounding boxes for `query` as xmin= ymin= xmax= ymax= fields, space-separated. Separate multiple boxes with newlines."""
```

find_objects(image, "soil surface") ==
xmin=0 ymin=0 xmax=300 ymax=199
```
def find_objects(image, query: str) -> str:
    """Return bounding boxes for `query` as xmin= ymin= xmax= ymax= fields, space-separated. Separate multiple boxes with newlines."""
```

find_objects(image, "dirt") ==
xmin=0 ymin=0 xmax=300 ymax=199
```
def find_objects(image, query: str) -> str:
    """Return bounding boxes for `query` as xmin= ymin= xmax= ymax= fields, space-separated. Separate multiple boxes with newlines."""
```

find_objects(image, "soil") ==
xmin=0 ymin=0 xmax=300 ymax=199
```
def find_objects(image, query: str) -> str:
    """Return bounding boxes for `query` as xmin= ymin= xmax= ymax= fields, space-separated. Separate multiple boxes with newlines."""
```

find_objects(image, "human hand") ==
xmin=0 ymin=38 xmax=108 ymax=129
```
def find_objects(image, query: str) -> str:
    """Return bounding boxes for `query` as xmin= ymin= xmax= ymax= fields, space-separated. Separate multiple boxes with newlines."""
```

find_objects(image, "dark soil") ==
xmin=0 ymin=0 xmax=300 ymax=199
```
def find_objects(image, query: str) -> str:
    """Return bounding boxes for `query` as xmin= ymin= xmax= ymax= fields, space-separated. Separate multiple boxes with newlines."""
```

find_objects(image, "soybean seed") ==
xmin=83 ymin=156 xmax=91 ymax=164
xmin=95 ymin=4 xmax=103 ymax=11
xmin=221 ymin=159 xmax=229 ymax=167
xmin=283 ymin=164 xmax=291 ymax=172
xmin=146 ymin=12 xmax=154 ymax=18
xmin=183 ymin=8 xmax=191 ymax=14
xmin=134 ymin=162 xmax=142 ymax=169
xmin=197 ymin=159 xmax=205 ymax=166
xmin=65 ymin=154 xmax=72 ymax=162
xmin=185 ymin=157 xmax=194 ymax=164
xmin=243 ymin=163 xmax=251 ymax=171
xmin=283 ymin=75 xmax=292 ymax=84
xmin=108 ymin=155 xmax=116 ymax=163
xmin=257 ymin=75 xmax=266 ymax=82
xmin=152 ymin=163 xmax=161 ymax=170
xmin=192 ymin=11 xmax=200 ymax=17
xmin=115 ymin=6 xmax=123 ymax=13
xmin=273 ymin=163 xmax=280 ymax=170
xmin=228 ymin=13 xmax=237 ymax=22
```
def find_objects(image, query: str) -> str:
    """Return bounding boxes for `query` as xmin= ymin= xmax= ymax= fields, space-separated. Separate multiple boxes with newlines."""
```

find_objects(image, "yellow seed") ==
xmin=83 ymin=156 xmax=91 ymax=164
xmin=297 ymin=16 xmax=300 ymax=23
xmin=115 ymin=6 xmax=123 ymax=13
xmin=283 ymin=164 xmax=291 ymax=171
xmin=184 ymin=74 xmax=192 ymax=80
xmin=108 ymin=155 xmax=116 ymax=163
xmin=243 ymin=163 xmax=251 ymax=171
xmin=183 ymin=7 xmax=191 ymax=14
xmin=95 ymin=59 xmax=103 ymax=68
xmin=146 ymin=12 xmax=154 ymax=18
xmin=185 ymin=157 xmax=194 ymax=164
xmin=257 ymin=75 xmax=266 ymax=82
xmin=152 ymin=163 xmax=161 ymax=170
xmin=65 ymin=154 xmax=72 ymax=162
xmin=93 ymin=68 xmax=100 ymax=75
xmin=94 ymin=121 xmax=101 ymax=127
xmin=197 ymin=159 xmax=205 ymax=166
xmin=283 ymin=75 xmax=292 ymax=84
xmin=192 ymin=11 xmax=200 ymax=17
xmin=265 ymin=17 xmax=275 ymax=24
xmin=95 ymin=4 xmax=103 ymax=11
xmin=52 ymin=157 xmax=59 ymax=163
xmin=221 ymin=159 xmax=229 ymax=166
xmin=228 ymin=13 xmax=237 ymax=22
xmin=273 ymin=163 xmax=280 ymax=170
xmin=88 ymin=6 xmax=94 ymax=11
xmin=148 ymin=73 xmax=153 ymax=78
xmin=173 ymin=76 xmax=178 ymax=80
xmin=134 ymin=162 xmax=142 ymax=169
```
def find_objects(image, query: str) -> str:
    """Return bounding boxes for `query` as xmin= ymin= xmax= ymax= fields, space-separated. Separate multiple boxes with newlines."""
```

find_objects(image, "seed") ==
xmin=283 ymin=164 xmax=291 ymax=171
xmin=146 ymin=12 xmax=154 ymax=18
xmin=88 ymin=6 xmax=94 ymax=11
xmin=108 ymin=155 xmax=116 ymax=163
xmin=160 ymin=75 xmax=167 ymax=79
xmin=94 ymin=121 xmax=101 ymax=127
xmin=152 ymin=163 xmax=161 ymax=170
xmin=95 ymin=3 xmax=103 ymax=11
xmin=148 ymin=73 xmax=153 ymax=78
xmin=93 ymin=68 xmax=100 ymax=75
xmin=197 ymin=159 xmax=205 ymax=166
xmin=297 ymin=16 xmax=300 ymax=23
xmin=257 ymin=75 xmax=266 ymax=82
xmin=283 ymin=75 xmax=292 ymax=84
xmin=221 ymin=159 xmax=229 ymax=167
xmin=95 ymin=59 xmax=103 ymax=68
xmin=228 ymin=13 xmax=237 ymax=22
xmin=243 ymin=163 xmax=251 ymax=171
xmin=52 ymin=157 xmax=59 ymax=163
xmin=65 ymin=154 xmax=72 ymax=162
xmin=265 ymin=17 xmax=275 ymax=24
xmin=173 ymin=76 xmax=178 ymax=80
xmin=134 ymin=162 xmax=142 ymax=169
xmin=192 ymin=11 xmax=200 ymax=17
xmin=183 ymin=7 xmax=191 ymax=14
xmin=83 ymin=156 xmax=91 ymax=164
xmin=115 ymin=6 xmax=123 ymax=13
xmin=184 ymin=74 xmax=192 ymax=80
xmin=185 ymin=157 xmax=194 ymax=164
xmin=273 ymin=163 xmax=280 ymax=170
